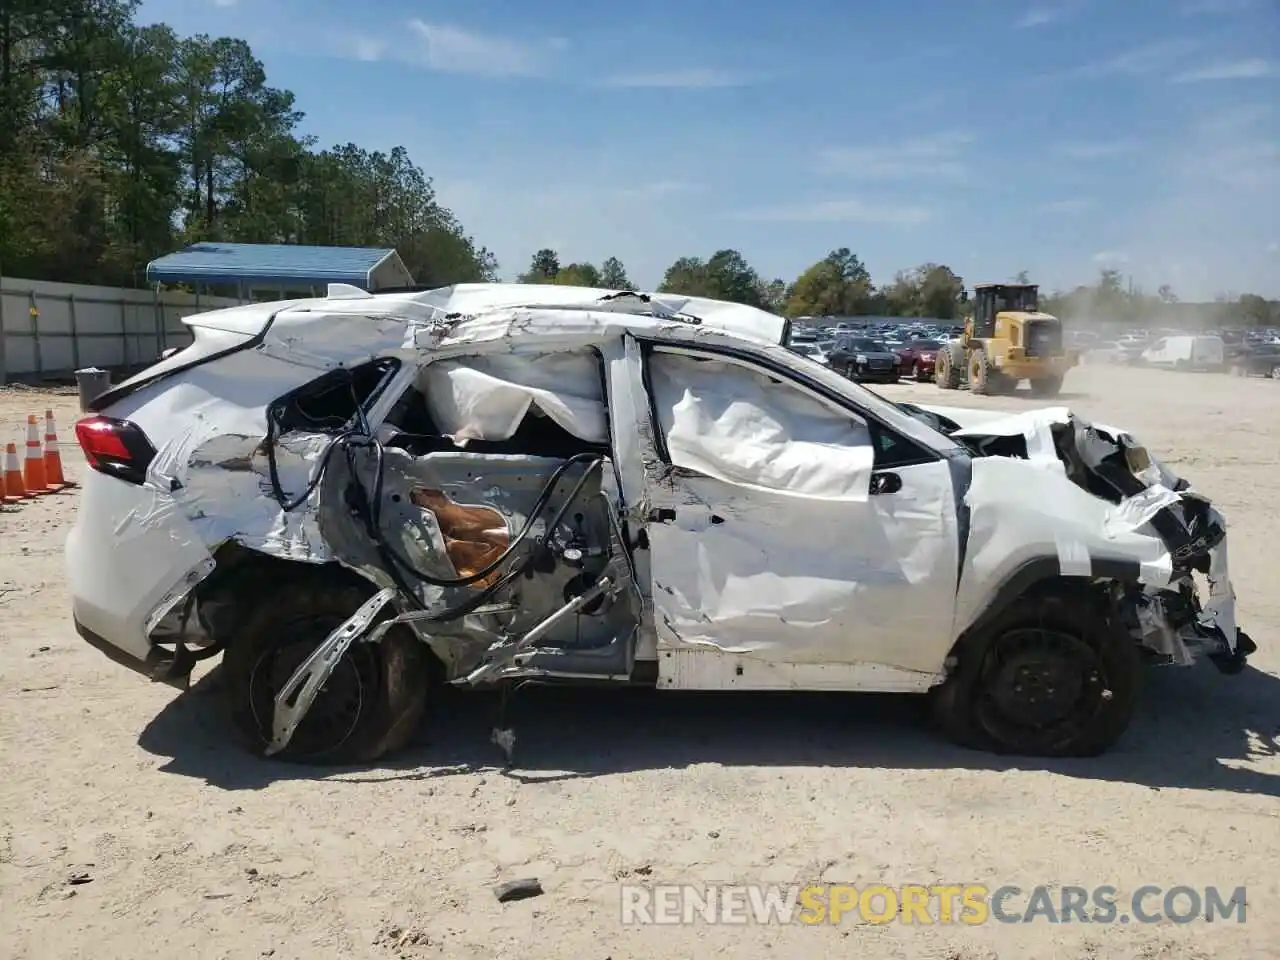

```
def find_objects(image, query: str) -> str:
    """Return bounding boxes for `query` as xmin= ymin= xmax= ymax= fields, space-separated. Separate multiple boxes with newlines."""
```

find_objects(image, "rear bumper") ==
xmin=74 ymin=617 xmax=193 ymax=689
xmin=75 ymin=616 xmax=164 ymax=678
xmin=65 ymin=471 xmax=214 ymax=671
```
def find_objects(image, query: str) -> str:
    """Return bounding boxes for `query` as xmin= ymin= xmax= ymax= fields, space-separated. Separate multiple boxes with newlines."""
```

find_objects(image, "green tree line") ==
xmin=519 ymin=246 xmax=973 ymax=320
xmin=0 ymin=0 xmax=497 ymax=288
xmin=520 ymin=249 xmax=1278 ymax=328
xmin=2 ymin=2 xmax=1273 ymax=330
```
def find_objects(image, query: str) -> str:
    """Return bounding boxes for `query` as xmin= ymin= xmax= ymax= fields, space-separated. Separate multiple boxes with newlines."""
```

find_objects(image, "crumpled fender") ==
xmin=937 ymin=404 xmax=1237 ymax=655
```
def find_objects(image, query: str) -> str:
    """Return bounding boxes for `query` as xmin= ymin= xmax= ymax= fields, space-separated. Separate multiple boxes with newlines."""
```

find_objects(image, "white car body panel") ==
xmin=1140 ymin=335 xmax=1225 ymax=369
xmin=66 ymin=284 xmax=1242 ymax=691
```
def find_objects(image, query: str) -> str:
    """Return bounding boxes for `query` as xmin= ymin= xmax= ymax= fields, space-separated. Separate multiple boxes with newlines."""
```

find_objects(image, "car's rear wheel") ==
xmin=221 ymin=573 xmax=433 ymax=764
xmin=929 ymin=593 xmax=1141 ymax=757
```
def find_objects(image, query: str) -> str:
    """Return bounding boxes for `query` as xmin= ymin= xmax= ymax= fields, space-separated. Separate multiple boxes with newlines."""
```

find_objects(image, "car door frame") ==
xmin=605 ymin=332 xmax=964 ymax=691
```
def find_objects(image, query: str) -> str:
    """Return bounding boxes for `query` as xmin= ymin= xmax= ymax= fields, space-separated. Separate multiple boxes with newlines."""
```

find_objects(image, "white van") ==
xmin=1140 ymin=335 xmax=1225 ymax=371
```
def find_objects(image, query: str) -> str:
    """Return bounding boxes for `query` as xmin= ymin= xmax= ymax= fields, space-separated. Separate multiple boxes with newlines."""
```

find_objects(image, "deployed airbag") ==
xmin=648 ymin=351 xmax=875 ymax=499
xmin=420 ymin=350 xmax=606 ymax=443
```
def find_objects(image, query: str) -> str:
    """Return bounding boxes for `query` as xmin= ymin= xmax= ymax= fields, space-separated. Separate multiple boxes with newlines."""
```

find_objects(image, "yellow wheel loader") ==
xmin=934 ymin=282 xmax=1077 ymax=397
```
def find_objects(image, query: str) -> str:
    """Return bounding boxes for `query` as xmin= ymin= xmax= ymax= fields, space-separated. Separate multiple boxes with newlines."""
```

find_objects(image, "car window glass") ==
xmin=871 ymin=423 xmax=937 ymax=468
xmin=647 ymin=351 xmax=874 ymax=499
xmin=273 ymin=357 xmax=398 ymax=434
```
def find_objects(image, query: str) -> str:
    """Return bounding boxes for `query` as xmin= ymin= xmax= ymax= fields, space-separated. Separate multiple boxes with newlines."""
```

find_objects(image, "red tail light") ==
xmin=74 ymin=416 xmax=157 ymax=486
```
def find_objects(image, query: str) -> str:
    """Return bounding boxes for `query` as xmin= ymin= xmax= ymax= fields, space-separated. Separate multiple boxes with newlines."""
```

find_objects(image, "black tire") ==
xmin=1029 ymin=374 xmax=1064 ymax=397
xmin=968 ymin=347 xmax=991 ymax=395
xmin=1270 ymin=364 xmax=1280 ymax=381
xmin=929 ymin=592 xmax=1141 ymax=757
xmin=222 ymin=572 xmax=433 ymax=764
xmin=936 ymin=344 xmax=962 ymax=390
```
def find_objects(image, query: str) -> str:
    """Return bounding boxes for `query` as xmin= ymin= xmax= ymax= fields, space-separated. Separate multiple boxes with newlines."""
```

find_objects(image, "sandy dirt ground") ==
xmin=0 ymin=364 xmax=1277 ymax=960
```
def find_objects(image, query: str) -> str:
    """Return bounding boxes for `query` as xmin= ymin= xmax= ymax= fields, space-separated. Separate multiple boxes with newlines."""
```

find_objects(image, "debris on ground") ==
xmin=493 ymin=877 xmax=544 ymax=902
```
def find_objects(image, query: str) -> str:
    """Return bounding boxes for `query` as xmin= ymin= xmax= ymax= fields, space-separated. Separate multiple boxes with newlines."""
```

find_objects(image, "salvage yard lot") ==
xmin=1 ymin=364 xmax=1277 ymax=960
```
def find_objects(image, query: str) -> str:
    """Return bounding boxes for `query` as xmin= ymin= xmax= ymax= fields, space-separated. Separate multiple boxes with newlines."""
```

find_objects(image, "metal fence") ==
xmin=0 ymin=277 xmax=242 ymax=384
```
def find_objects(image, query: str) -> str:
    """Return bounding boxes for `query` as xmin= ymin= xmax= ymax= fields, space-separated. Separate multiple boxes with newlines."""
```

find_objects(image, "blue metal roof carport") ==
xmin=144 ymin=242 xmax=416 ymax=298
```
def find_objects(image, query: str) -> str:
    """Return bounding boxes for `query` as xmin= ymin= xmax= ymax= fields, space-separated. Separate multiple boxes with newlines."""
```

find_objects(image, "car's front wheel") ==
xmin=221 ymin=572 xmax=434 ymax=764
xmin=929 ymin=592 xmax=1141 ymax=757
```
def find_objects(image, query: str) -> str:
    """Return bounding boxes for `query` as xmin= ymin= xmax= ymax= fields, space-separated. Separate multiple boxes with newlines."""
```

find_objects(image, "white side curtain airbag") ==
xmin=421 ymin=351 xmax=607 ymax=443
xmin=648 ymin=352 xmax=875 ymax=499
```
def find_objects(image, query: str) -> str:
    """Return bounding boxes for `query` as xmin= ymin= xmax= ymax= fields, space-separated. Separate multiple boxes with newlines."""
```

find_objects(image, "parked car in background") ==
xmin=1139 ymin=335 xmax=1225 ymax=372
xmin=1083 ymin=341 xmax=1127 ymax=364
xmin=1069 ymin=330 xmax=1099 ymax=350
xmin=1228 ymin=341 xmax=1280 ymax=379
xmin=827 ymin=335 xmax=901 ymax=382
xmin=788 ymin=341 xmax=830 ymax=367
xmin=894 ymin=338 xmax=943 ymax=381
xmin=1116 ymin=334 xmax=1149 ymax=356
xmin=1086 ymin=338 xmax=1146 ymax=365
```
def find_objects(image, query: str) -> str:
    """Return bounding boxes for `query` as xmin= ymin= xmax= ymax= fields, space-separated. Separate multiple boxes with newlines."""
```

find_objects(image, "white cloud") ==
xmin=1180 ymin=0 xmax=1258 ymax=14
xmin=615 ymin=181 xmax=699 ymax=199
xmin=1015 ymin=2 xmax=1081 ymax=28
xmin=1101 ymin=103 xmax=1279 ymax=297
xmin=406 ymin=21 xmax=564 ymax=77
xmin=602 ymin=68 xmax=754 ymax=88
xmin=817 ymin=131 xmax=973 ymax=181
xmin=1171 ymin=59 xmax=1280 ymax=82
xmin=211 ymin=0 xmax=238 ymax=7
xmin=346 ymin=36 xmax=387 ymax=63
xmin=1039 ymin=198 xmax=1093 ymax=214
xmin=735 ymin=199 xmax=932 ymax=225
xmin=432 ymin=174 xmax=714 ymax=287
xmin=1073 ymin=38 xmax=1201 ymax=78
xmin=1174 ymin=105 xmax=1279 ymax=190
xmin=1053 ymin=139 xmax=1140 ymax=160
xmin=1092 ymin=251 xmax=1130 ymax=264
xmin=1176 ymin=138 xmax=1279 ymax=190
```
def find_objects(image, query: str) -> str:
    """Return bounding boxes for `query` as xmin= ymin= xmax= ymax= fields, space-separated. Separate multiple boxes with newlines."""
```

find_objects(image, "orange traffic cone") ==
xmin=23 ymin=414 xmax=49 ymax=494
xmin=3 ymin=442 xmax=29 ymax=500
xmin=43 ymin=409 xmax=73 ymax=490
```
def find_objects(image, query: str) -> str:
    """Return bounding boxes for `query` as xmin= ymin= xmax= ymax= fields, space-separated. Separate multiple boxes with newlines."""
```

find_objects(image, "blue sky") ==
xmin=140 ymin=0 xmax=1279 ymax=300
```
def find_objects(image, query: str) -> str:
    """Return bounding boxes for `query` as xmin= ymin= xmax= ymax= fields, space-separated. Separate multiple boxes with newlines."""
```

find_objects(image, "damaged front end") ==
xmin=919 ymin=403 xmax=1256 ymax=673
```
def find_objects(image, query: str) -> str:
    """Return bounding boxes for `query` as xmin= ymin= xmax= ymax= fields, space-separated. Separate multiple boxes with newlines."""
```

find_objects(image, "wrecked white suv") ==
xmin=66 ymin=283 xmax=1254 ymax=764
